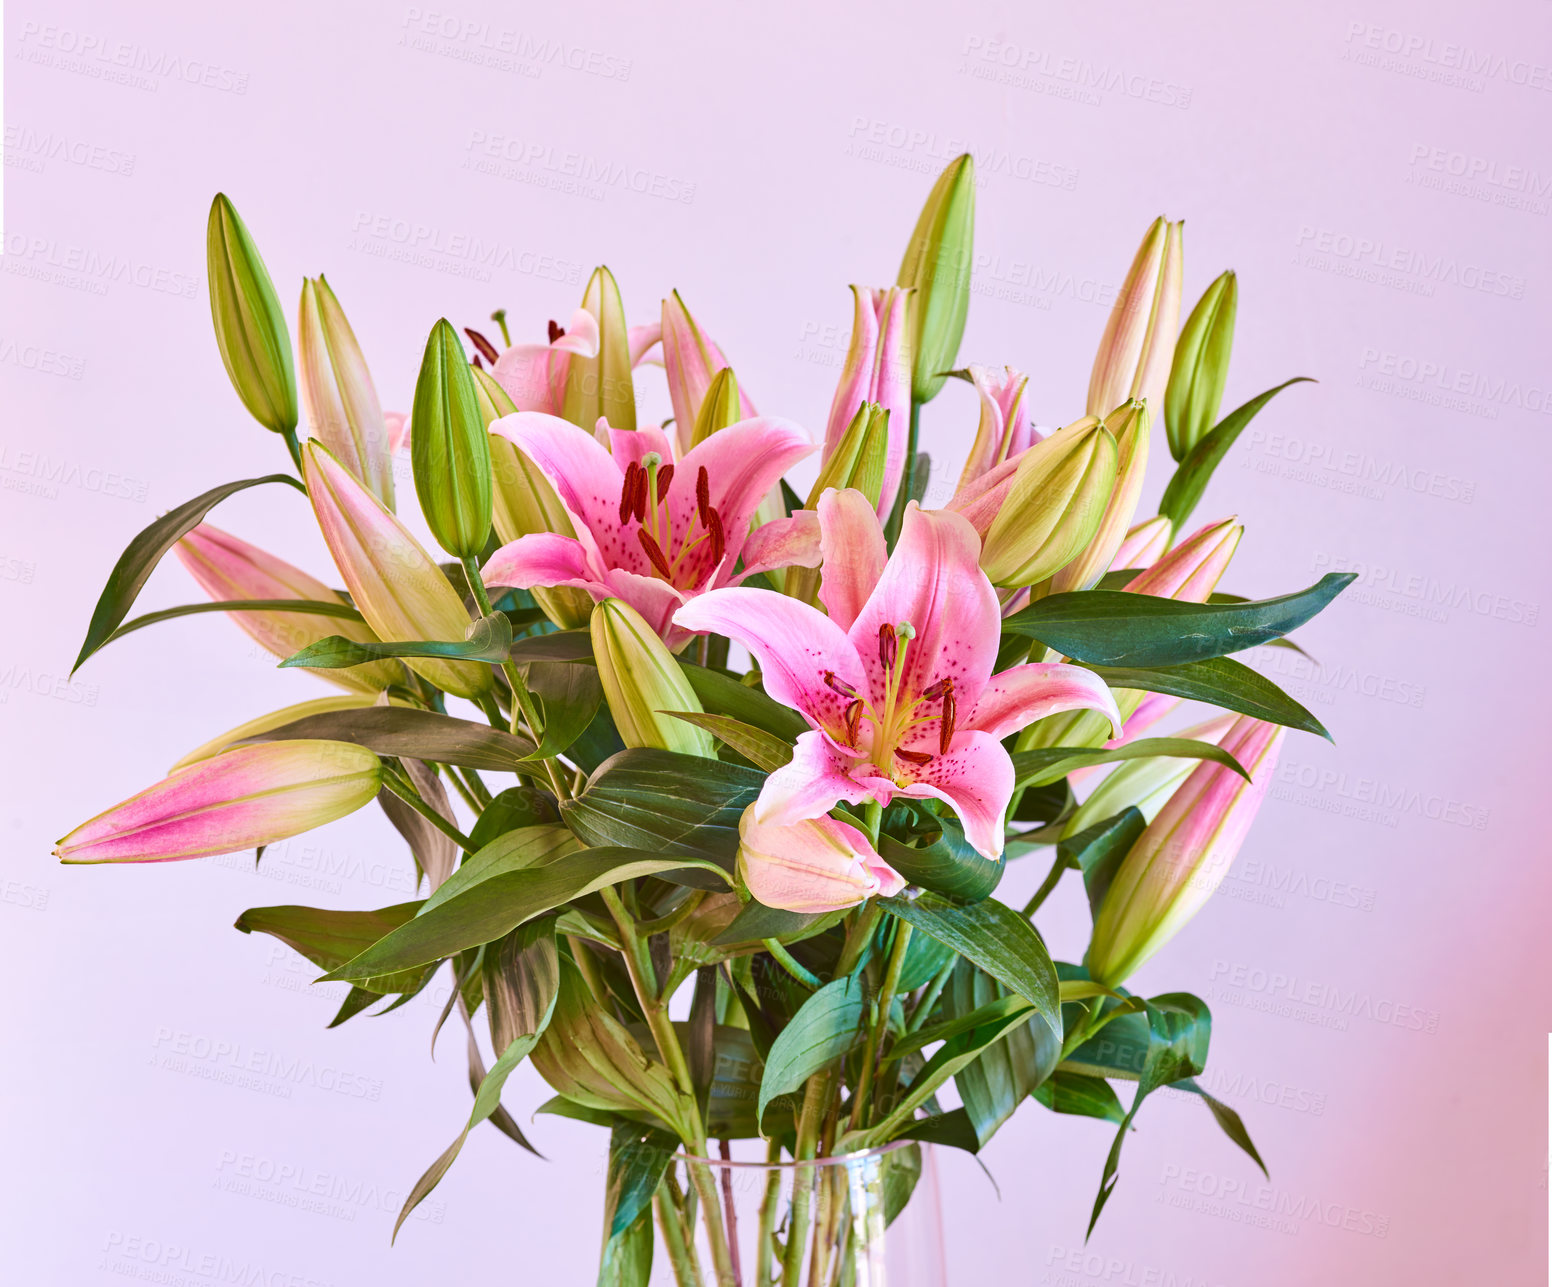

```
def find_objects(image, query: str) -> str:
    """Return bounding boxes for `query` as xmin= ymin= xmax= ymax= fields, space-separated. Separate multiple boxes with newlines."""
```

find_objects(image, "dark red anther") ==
xmin=654 ymin=464 xmax=675 ymax=500
xmin=472 ymin=353 xmax=484 ymax=369
xmin=707 ymin=509 xmax=726 ymax=564
xmin=630 ymin=465 xmax=648 ymax=522
xmin=920 ymin=677 xmax=952 ymax=701
xmin=637 ymin=529 xmax=674 ymax=579
xmin=843 ymin=699 xmax=864 ymax=745
xmin=620 ymin=461 xmax=640 ymax=524
xmin=896 ymin=749 xmax=933 ymax=767
xmin=940 ymin=691 xmax=957 ymax=754
xmin=822 ymin=670 xmax=861 ymax=699
xmin=547 ymin=319 xmax=566 ymax=344
xmin=878 ymin=622 xmax=898 ymax=671
xmin=465 ymin=328 xmax=500 ymax=364
xmin=696 ymin=466 xmax=711 ymax=525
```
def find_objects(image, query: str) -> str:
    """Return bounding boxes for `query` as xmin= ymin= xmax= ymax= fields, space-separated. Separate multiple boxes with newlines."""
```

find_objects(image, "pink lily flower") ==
xmin=481 ymin=412 xmax=815 ymax=648
xmin=672 ymin=492 xmax=1122 ymax=859
xmin=489 ymin=307 xmax=601 ymax=415
xmin=824 ymin=286 xmax=913 ymax=516
xmin=957 ymin=363 xmax=1042 ymax=489
xmin=738 ymin=808 xmax=906 ymax=914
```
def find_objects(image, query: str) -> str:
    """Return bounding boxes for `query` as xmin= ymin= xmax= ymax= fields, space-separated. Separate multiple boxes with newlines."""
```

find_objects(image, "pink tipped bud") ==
xmin=661 ymin=290 xmax=756 ymax=454
xmin=737 ymin=807 xmax=905 ymax=914
xmin=1087 ymin=217 xmax=1184 ymax=418
xmin=824 ymin=285 xmax=914 ymax=516
xmin=1124 ymin=516 xmax=1242 ymax=602
xmin=1109 ymin=515 xmax=1173 ymax=573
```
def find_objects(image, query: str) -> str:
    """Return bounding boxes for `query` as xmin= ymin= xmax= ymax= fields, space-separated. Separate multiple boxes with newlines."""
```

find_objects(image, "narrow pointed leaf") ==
xmin=757 ymin=975 xmax=867 ymax=1123
xmin=279 ymin=612 xmax=512 ymax=668
xmin=242 ymin=705 xmax=536 ymax=769
xmin=1010 ymin=738 xmax=1248 ymax=791
xmin=663 ymin=710 xmax=793 ymax=772
xmin=1080 ymin=657 xmax=1332 ymax=740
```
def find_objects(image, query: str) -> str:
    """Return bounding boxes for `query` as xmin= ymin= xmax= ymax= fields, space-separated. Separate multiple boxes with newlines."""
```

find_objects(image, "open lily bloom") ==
xmin=489 ymin=307 xmax=602 ymax=415
xmin=482 ymin=412 xmax=815 ymax=647
xmin=673 ymin=492 xmax=1122 ymax=859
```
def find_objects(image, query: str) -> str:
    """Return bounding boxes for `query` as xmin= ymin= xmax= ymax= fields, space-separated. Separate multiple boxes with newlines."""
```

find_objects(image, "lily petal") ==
xmin=677 ymin=417 xmax=815 ymax=549
xmin=895 ymin=730 xmax=1015 ymax=861
xmin=482 ymin=533 xmax=613 ymax=600
xmin=739 ymin=514 xmax=822 ymax=582
xmin=753 ymin=731 xmax=876 ymax=828
xmin=816 ymin=488 xmax=887 ymax=630
xmin=492 ymin=412 xmax=633 ymax=565
xmin=970 ymin=662 xmax=1123 ymax=740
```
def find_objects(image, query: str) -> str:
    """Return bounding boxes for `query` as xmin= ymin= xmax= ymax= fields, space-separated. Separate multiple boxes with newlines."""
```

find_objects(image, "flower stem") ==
xmin=380 ymin=767 xmax=477 ymax=852
xmin=280 ymin=425 xmax=304 ymax=476
xmin=763 ymin=938 xmax=821 ymax=989
xmin=654 ymin=1189 xmax=699 ymax=1287
xmin=460 ymin=555 xmax=547 ymax=748
xmin=850 ymin=922 xmax=912 ymax=1129
xmin=1021 ymin=852 xmax=1068 ymax=917
xmin=754 ymin=1138 xmax=782 ymax=1287
xmin=883 ymin=400 xmax=921 ymax=546
xmin=783 ymin=1076 xmax=827 ymax=1285
xmin=905 ymin=958 xmax=955 ymax=1033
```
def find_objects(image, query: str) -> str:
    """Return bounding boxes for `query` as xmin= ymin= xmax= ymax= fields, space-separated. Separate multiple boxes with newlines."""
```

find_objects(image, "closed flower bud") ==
xmin=689 ymin=365 xmax=745 ymax=447
xmin=808 ymin=401 xmax=890 ymax=512
xmin=898 ymin=154 xmax=976 ymax=404
xmin=825 ymin=286 xmax=913 ymax=513
xmin=591 ymin=598 xmax=715 ymax=757
xmin=980 ymin=417 xmax=1118 ymax=588
xmin=1060 ymin=713 xmax=1237 ymax=838
xmin=56 ymin=740 xmax=381 ymax=864
xmin=737 ymin=808 xmax=905 ymax=914
xmin=660 ymin=289 xmax=755 ymax=452
xmin=175 ymin=523 xmax=402 ymax=694
xmin=565 ymin=266 xmax=638 ymax=433
xmin=411 ymin=319 xmax=493 ymax=560
xmin=1087 ymin=217 xmax=1183 ymax=418
xmin=1050 ymin=399 xmax=1151 ymax=594
xmin=302 ymin=441 xmax=493 ymax=700
xmin=206 ymin=194 xmax=297 ymax=435
xmin=1109 ymin=515 xmax=1173 ymax=573
xmin=1165 ymin=270 xmax=1237 ymax=462
xmin=298 ymin=276 xmax=394 ymax=507
xmin=1087 ymin=717 xmax=1285 ymax=985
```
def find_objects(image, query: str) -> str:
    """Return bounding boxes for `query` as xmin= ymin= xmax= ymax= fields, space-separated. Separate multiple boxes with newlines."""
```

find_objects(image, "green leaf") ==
xmin=562 ymin=749 xmax=763 ymax=865
xmin=73 ymin=473 xmax=306 ymax=672
xmin=663 ymin=710 xmax=793 ymax=772
xmin=1010 ymin=737 xmax=1249 ymax=791
xmin=324 ymin=848 xmax=728 ymax=982
xmin=1032 ymin=1071 xmax=1126 ymax=1123
xmin=884 ymin=992 xmax=1035 ymax=1064
xmin=948 ymin=961 xmax=1060 ymax=1146
xmin=1081 ymin=656 xmax=1332 ymax=740
xmin=877 ymin=802 xmax=1004 ymax=902
xmin=1159 ymin=377 xmax=1314 ymax=529
xmin=280 ymin=612 xmax=512 ymax=669
xmin=711 ymin=901 xmax=831 ymax=947
xmin=602 ymin=1121 xmax=678 ymax=1240
xmin=420 ymin=825 xmax=580 ymax=916
xmin=757 ymin=975 xmax=866 ymax=1124
xmin=103 ymin=598 xmax=366 ymax=649
xmin=233 ymin=902 xmax=430 ymax=994
xmin=467 ymin=787 xmax=562 ymax=851
xmin=895 ymin=929 xmax=957 ymax=992
xmin=897 ymin=1107 xmax=982 ymax=1154
xmin=1059 ymin=808 xmax=1147 ymax=919
xmin=508 ymin=629 xmax=595 ymax=663
xmin=599 ymin=1202 xmax=653 ymax=1287
xmin=525 ymin=659 xmax=604 ymax=759
xmin=1176 ymin=1077 xmax=1268 ymax=1177
xmin=243 ymin=704 xmax=537 ymax=769
xmin=1001 ymin=572 xmax=1355 ymax=668
xmin=680 ymin=663 xmax=810 ymax=741
xmin=881 ymin=1142 xmax=923 ymax=1227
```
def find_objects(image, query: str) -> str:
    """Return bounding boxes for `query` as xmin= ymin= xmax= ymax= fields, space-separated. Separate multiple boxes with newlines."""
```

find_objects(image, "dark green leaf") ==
xmin=680 ymin=663 xmax=809 ymax=741
xmin=243 ymin=704 xmax=536 ymax=769
xmin=280 ymin=612 xmax=512 ymax=669
xmin=1082 ymin=656 xmax=1331 ymax=740
xmin=1002 ymin=572 xmax=1354 ymax=668
xmin=1058 ymin=808 xmax=1147 ymax=919
xmin=894 ymin=928 xmax=957 ymax=992
xmin=885 ymin=993 xmax=1035 ymax=1064
xmin=105 ymin=598 xmax=366 ymax=650
xmin=898 ymin=1107 xmax=982 ymax=1154
xmin=1177 ymin=1078 xmax=1268 ymax=1177
xmin=508 ymin=628 xmax=594 ymax=663
xmin=73 ymin=474 xmax=306 ymax=672
xmin=880 ymin=894 xmax=1061 ymax=1040
xmin=1010 ymin=737 xmax=1248 ymax=791
xmin=234 ymin=902 xmax=430 ymax=994
xmin=663 ymin=710 xmax=793 ymax=772
xmin=882 ymin=1142 xmax=923 ymax=1226
xmin=467 ymin=787 xmax=562 ymax=851
xmin=1032 ymin=1071 xmax=1126 ymax=1123
xmin=711 ymin=901 xmax=828 ymax=947
xmin=603 ymin=1121 xmax=677 ymax=1240
xmin=757 ymin=976 xmax=866 ymax=1123
xmin=525 ymin=658 xmax=604 ymax=758
xmin=877 ymin=803 xmax=1004 ymax=902
xmin=1160 ymin=378 xmax=1314 ymax=530
xmin=948 ymin=961 xmax=1060 ymax=1146
xmin=326 ymin=849 xmax=727 ymax=982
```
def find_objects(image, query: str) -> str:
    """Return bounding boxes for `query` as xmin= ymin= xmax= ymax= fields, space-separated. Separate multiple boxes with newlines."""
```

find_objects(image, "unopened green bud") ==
xmin=206 ymin=194 xmax=296 ymax=435
xmin=897 ymin=154 xmax=976 ymax=404
xmin=980 ymin=418 xmax=1117 ymax=588
xmin=689 ymin=365 xmax=743 ymax=447
xmin=563 ymin=266 xmax=636 ymax=431
xmin=1164 ymin=270 xmax=1237 ymax=461
xmin=1050 ymin=400 xmax=1151 ymax=594
xmin=806 ymin=402 xmax=889 ymax=511
xmin=591 ymin=599 xmax=715 ymax=758
xmin=298 ymin=276 xmax=394 ymax=507
xmin=411 ymin=319 xmax=492 ymax=560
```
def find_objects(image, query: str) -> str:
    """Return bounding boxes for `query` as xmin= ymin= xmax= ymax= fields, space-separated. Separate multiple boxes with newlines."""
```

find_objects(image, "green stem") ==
xmin=850 ymin=922 xmax=912 ymax=1129
xmin=461 ymin=555 xmax=547 ymax=746
xmin=1022 ymin=853 xmax=1068 ymax=918
xmin=883 ymin=400 xmax=921 ymax=546
xmin=754 ymin=1137 xmax=783 ymax=1287
xmin=861 ymin=799 xmax=883 ymax=846
xmin=280 ymin=425 xmax=304 ymax=475
xmin=1060 ymin=995 xmax=1115 ymax=1061
xmin=380 ymin=768 xmax=478 ymax=852
xmin=783 ymin=1077 xmax=827 ymax=1285
xmin=654 ymin=1190 xmax=699 ymax=1287
xmin=763 ymin=938 xmax=821 ymax=989
xmin=835 ymin=901 xmax=883 ymax=979
xmin=905 ymin=959 xmax=955 ymax=1033
xmin=441 ymin=764 xmax=481 ymax=816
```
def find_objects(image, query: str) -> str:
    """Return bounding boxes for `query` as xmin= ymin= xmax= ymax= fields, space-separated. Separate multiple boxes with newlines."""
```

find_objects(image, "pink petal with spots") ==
xmin=481 ymin=533 xmax=613 ymax=601
xmin=893 ymin=730 xmax=1015 ymax=861
xmin=677 ymin=418 xmax=815 ymax=547
xmin=816 ymin=488 xmax=887 ymax=630
xmin=672 ymin=588 xmax=865 ymax=731
xmin=969 ymin=662 xmax=1123 ymax=741
xmin=738 ymin=514 xmax=822 ymax=582
xmin=752 ymin=731 xmax=877 ymax=829
xmin=849 ymin=504 xmax=999 ymax=714
xmin=603 ymin=568 xmax=690 ymax=647
xmin=492 ymin=413 xmax=634 ymax=569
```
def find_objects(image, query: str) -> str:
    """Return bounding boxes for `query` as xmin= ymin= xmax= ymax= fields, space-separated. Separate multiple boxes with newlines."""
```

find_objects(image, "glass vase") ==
xmin=654 ymin=1142 xmax=947 ymax=1287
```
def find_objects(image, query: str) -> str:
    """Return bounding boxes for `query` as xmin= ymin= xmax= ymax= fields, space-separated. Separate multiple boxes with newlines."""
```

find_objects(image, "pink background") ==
xmin=3 ymin=1 xmax=1549 ymax=1282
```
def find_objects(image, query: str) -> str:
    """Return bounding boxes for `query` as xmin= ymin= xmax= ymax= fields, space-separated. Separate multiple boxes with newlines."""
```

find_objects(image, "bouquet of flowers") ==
xmin=58 ymin=155 xmax=1350 ymax=1285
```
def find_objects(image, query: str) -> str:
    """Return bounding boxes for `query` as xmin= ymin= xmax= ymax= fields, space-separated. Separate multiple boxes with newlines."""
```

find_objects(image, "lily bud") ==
xmin=175 ymin=523 xmax=402 ymax=694
xmin=737 ymin=807 xmax=906 ymax=914
xmin=1165 ymin=270 xmax=1237 ymax=462
xmin=1060 ymin=713 xmax=1237 ymax=838
xmin=1125 ymin=516 xmax=1242 ymax=601
xmin=898 ymin=153 xmax=976 ymax=404
xmin=297 ymin=276 xmax=394 ymax=507
xmin=590 ymin=598 xmax=715 ymax=757
xmin=1086 ymin=717 xmax=1285 ymax=985
xmin=1087 ymin=217 xmax=1183 ymax=418
xmin=1110 ymin=515 xmax=1173 ymax=573
xmin=411 ymin=319 xmax=493 ymax=560
xmin=825 ymin=286 xmax=913 ymax=514
xmin=958 ymin=364 xmax=1040 ymax=489
xmin=689 ymin=365 xmax=744 ymax=448
xmin=302 ymin=441 xmax=493 ymax=700
xmin=56 ymin=740 xmax=382 ymax=864
xmin=979 ymin=418 xmax=1118 ymax=588
xmin=206 ymin=194 xmax=297 ymax=434
xmin=564 ymin=267 xmax=638 ymax=432
xmin=660 ymin=289 xmax=756 ymax=451
xmin=170 ymin=695 xmax=405 ymax=770
xmin=808 ymin=401 xmax=889 ymax=511
xmin=1050 ymin=399 xmax=1151 ymax=594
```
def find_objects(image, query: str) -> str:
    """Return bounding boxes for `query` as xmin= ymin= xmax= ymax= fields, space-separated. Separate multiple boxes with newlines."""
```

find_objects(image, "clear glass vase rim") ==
xmin=675 ymin=1139 xmax=917 ymax=1170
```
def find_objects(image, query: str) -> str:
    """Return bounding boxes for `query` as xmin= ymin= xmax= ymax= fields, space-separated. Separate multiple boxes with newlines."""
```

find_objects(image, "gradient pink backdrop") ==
xmin=3 ymin=1 xmax=1548 ymax=1282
